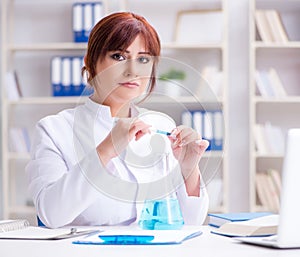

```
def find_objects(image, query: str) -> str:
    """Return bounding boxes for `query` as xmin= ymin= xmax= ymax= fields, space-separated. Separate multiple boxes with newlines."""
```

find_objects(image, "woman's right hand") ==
xmin=96 ymin=118 xmax=151 ymax=166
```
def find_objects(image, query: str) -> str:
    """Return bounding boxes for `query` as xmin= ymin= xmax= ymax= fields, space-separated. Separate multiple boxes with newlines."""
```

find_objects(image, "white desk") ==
xmin=1 ymin=226 xmax=300 ymax=257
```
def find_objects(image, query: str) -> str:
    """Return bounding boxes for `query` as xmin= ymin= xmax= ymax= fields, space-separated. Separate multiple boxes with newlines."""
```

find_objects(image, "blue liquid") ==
xmin=138 ymin=198 xmax=184 ymax=230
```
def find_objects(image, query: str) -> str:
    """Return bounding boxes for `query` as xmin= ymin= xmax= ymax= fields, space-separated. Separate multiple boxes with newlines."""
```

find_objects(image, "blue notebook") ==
xmin=208 ymin=212 xmax=273 ymax=228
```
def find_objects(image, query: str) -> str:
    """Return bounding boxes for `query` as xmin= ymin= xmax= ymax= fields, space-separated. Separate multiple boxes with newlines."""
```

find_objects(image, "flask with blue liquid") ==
xmin=138 ymin=153 xmax=184 ymax=230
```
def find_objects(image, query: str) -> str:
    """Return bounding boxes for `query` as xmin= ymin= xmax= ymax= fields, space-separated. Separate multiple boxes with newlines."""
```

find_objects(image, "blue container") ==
xmin=138 ymin=198 xmax=184 ymax=230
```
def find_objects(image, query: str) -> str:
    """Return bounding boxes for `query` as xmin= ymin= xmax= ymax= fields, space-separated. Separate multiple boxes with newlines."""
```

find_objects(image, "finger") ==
xmin=135 ymin=128 xmax=151 ymax=141
xmin=129 ymin=120 xmax=151 ymax=136
xmin=173 ymin=128 xmax=196 ymax=147
xmin=194 ymin=139 xmax=210 ymax=154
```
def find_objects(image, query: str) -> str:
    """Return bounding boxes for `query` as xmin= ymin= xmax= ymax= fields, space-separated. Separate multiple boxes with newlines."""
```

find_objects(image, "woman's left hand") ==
xmin=169 ymin=125 xmax=209 ymax=178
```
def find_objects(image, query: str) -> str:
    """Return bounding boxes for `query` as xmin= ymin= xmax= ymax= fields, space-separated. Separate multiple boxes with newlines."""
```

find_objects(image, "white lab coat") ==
xmin=25 ymin=98 xmax=209 ymax=228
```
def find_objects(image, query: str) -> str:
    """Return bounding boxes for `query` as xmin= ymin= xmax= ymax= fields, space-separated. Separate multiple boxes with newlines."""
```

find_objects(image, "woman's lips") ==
xmin=119 ymin=82 xmax=139 ymax=88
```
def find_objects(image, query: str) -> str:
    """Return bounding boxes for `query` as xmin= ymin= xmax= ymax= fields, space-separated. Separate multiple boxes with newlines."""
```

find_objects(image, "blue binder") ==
xmin=73 ymin=2 xmax=104 ymax=43
xmin=52 ymin=56 xmax=92 ymax=97
xmin=51 ymin=56 xmax=63 ymax=96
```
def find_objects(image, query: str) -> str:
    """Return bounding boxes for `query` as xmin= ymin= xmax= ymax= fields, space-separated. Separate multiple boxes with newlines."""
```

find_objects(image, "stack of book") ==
xmin=255 ymin=68 xmax=287 ymax=98
xmin=209 ymin=213 xmax=278 ymax=237
xmin=256 ymin=169 xmax=282 ymax=213
xmin=255 ymin=9 xmax=289 ymax=43
xmin=253 ymin=122 xmax=285 ymax=155
xmin=208 ymin=212 xmax=273 ymax=228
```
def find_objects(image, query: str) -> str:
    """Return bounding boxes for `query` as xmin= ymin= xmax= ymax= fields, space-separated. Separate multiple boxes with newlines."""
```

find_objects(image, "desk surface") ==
xmin=1 ymin=226 xmax=300 ymax=257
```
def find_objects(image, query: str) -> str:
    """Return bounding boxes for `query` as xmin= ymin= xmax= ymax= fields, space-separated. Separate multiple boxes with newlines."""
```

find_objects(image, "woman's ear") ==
xmin=82 ymin=55 xmax=90 ymax=81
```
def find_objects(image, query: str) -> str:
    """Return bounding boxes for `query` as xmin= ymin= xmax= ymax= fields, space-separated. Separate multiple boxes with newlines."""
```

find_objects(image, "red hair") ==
xmin=82 ymin=12 xmax=161 ymax=95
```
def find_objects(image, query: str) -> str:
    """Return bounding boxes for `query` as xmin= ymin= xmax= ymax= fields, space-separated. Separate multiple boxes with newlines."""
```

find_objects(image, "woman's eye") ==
xmin=137 ymin=56 xmax=151 ymax=64
xmin=111 ymin=53 xmax=126 ymax=61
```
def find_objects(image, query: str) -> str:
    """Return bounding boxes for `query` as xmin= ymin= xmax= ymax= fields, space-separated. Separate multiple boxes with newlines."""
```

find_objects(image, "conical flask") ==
xmin=138 ymin=153 xmax=184 ymax=230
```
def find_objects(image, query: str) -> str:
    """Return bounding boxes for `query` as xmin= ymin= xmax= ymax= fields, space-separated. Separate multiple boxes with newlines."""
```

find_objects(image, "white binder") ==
xmin=61 ymin=58 xmax=72 ymax=95
xmin=51 ymin=57 xmax=62 ymax=96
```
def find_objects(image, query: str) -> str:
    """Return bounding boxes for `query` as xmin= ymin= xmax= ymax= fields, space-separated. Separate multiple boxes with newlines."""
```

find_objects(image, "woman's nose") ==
xmin=123 ymin=59 xmax=138 ymax=78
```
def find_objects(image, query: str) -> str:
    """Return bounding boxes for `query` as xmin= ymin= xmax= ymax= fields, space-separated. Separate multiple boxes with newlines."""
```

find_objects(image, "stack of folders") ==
xmin=51 ymin=56 xmax=94 ymax=97
xmin=181 ymin=110 xmax=223 ymax=151
xmin=73 ymin=2 xmax=105 ymax=43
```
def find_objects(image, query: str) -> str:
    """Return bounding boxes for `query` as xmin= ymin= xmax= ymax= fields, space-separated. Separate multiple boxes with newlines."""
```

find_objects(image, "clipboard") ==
xmin=72 ymin=229 xmax=202 ymax=245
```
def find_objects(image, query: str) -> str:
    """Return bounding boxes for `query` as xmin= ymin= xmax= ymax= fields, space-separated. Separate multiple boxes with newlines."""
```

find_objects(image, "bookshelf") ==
xmin=1 ymin=0 xmax=228 ymax=222
xmin=249 ymin=0 xmax=300 ymax=212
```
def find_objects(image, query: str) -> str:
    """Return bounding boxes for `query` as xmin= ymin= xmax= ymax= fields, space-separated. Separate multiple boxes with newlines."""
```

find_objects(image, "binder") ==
xmin=73 ymin=3 xmax=84 ymax=42
xmin=51 ymin=57 xmax=62 ymax=96
xmin=80 ymin=57 xmax=94 ymax=96
xmin=61 ymin=58 xmax=72 ymax=96
xmin=83 ymin=4 xmax=93 ymax=42
xmin=93 ymin=2 xmax=104 ymax=26
xmin=192 ymin=111 xmax=203 ymax=135
xmin=181 ymin=111 xmax=193 ymax=128
xmin=182 ymin=110 xmax=223 ymax=151
xmin=71 ymin=57 xmax=82 ymax=96
xmin=212 ymin=111 xmax=223 ymax=151
xmin=73 ymin=2 xmax=105 ymax=43
xmin=202 ymin=111 xmax=213 ymax=151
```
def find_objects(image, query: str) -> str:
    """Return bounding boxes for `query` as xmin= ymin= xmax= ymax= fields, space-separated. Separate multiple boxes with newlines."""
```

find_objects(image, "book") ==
xmin=5 ymin=71 xmax=22 ymax=100
xmin=255 ymin=10 xmax=274 ymax=42
xmin=72 ymin=228 xmax=202 ymax=245
xmin=0 ymin=225 xmax=100 ymax=240
xmin=268 ymin=169 xmax=281 ymax=197
xmin=256 ymin=173 xmax=271 ymax=208
xmin=264 ymin=122 xmax=285 ymax=155
xmin=9 ymin=127 xmax=31 ymax=153
xmin=264 ymin=10 xmax=289 ymax=43
xmin=256 ymin=170 xmax=282 ymax=212
xmin=268 ymin=68 xmax=287 ymax=97
xmin=211 ymin=214 xmax=278 ymax=237
xmin=255 ymin=70 xmax=275 ymax=97
xmin=253 ymin=122 xmax=284 ymax=155
xmin=253 ymin=124 xmax=269 ymax=154
xmin=208 ymin=212 xmax=272 ymax=228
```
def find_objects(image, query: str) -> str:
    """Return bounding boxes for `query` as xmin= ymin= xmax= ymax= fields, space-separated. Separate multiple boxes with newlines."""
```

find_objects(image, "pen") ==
xmin=150 ymin=127 xmax=202 ymax=145
xmin=149 ymin=127 xmax=175 ymax=137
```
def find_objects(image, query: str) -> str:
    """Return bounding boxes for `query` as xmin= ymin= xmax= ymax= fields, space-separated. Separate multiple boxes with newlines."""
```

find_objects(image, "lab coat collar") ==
xmin=85 ymin=97 xmax=142 ymax=120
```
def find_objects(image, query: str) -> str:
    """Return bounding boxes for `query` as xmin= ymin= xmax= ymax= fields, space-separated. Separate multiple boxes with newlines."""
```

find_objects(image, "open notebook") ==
xmin=236 ymin=129 xmax=300 ymax=248
xmin=0 ymin=224 xmax=100 ymax=240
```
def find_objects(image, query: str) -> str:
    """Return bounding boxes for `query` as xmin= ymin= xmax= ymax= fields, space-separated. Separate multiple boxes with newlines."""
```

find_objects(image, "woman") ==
xmin=26 ymin=12 xmax=209 ymax=228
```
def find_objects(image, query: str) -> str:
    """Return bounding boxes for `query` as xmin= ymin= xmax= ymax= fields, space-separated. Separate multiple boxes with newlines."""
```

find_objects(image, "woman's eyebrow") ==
xmin=117 ymin=49 xmax=151 ymax=55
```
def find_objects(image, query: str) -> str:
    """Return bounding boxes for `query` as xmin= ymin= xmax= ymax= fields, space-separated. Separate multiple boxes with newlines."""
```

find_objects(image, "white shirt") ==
xmin=25 ymin=98 xmax=209 ymax=228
